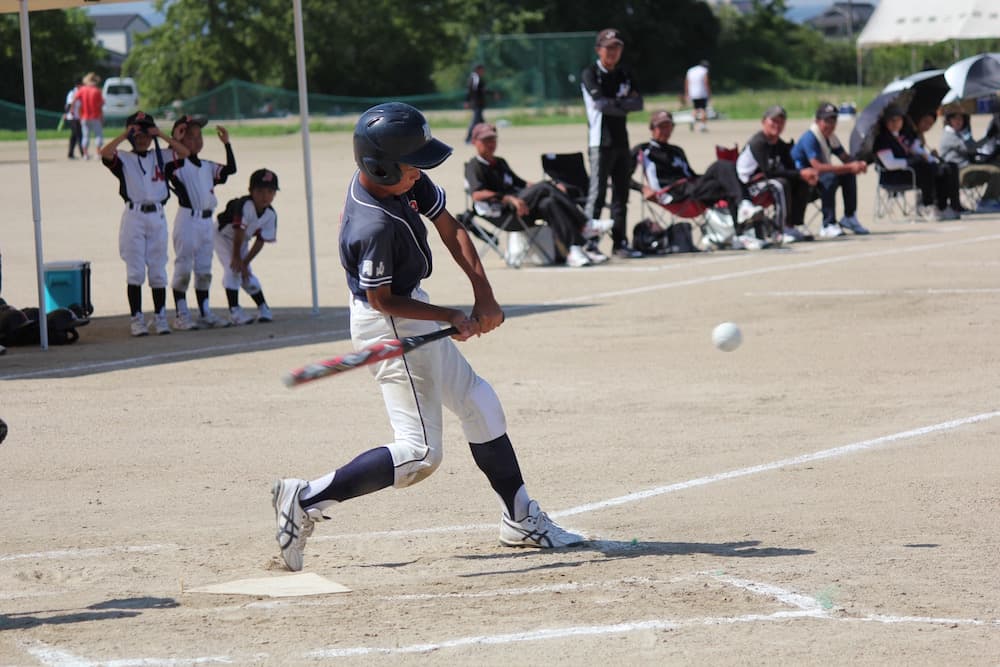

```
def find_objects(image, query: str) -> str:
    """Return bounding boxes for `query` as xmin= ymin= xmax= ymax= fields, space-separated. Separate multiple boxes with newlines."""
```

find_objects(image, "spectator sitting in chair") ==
xmin=634 ymin=110 xmax=761 ymax=224
xmin=736 ymin=105 xmax=819 ymax=243
xmin=790 ymin=102 xmax=870 ymax=238
xmin=465 ymin=123 xmax=612 ymax=268
xmin=874 ymin=106 xmax=960 ymax=221
xmin=939 ymin=110 xmax=1000 ymax=212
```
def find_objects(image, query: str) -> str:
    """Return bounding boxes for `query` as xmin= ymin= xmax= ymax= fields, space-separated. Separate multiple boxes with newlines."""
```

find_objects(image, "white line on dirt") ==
xmin=711 ymin=575 xmax=825 ymax=611
xmin=0 ymin=544 xmax=179 ymax=563
xmin=744 ymin=288 xmax=1000 ymax=297
xmin=4 ymin=233 xmax=997 ymax=382
xmin=316 ymin=410 xmax=1000 ymax=540
xmin=21 ymin=641 xmax=233 ymax=667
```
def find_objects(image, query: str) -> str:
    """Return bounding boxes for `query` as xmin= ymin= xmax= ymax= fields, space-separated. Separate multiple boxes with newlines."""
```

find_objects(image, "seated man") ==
xmin=736 ymin=105 xmax=819 ymax=243
xmin=634 ymin=110 xmax=761 ymax=224
xmin=790 ymin=102 xmax=869 ymax=238
xmin=466 ymin=123 xmax=610 ymax=267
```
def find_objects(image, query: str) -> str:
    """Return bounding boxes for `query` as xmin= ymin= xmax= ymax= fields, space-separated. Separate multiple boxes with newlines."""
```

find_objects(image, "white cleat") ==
xmin=819 ymin=224 xmax=844 ymax=238
xmin=197 ymin=311 xmax=230 ymax=328
xmin=153 ymin=311 xmax=171 ymax=335
xmin=229 ymin=306 xmax=256 ymax=326
xmin=565 ymin=245 xmax=592 ymax=268
xmin=271 ymin=479 xmax=314 ymax=572
xmin=499 ymin=500 xmax=585 ymax=548
xmin=172 ymin=312 xmax=200 ymax=331
xmin=257 ymin=303 xmax=273 ymax=323
xmin=129 ymin=313 xmax=149 ymax=337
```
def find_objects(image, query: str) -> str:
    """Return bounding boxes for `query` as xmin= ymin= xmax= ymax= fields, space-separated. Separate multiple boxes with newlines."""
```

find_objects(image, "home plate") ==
xmin=187 ymin=572 xmax=350 ymax=597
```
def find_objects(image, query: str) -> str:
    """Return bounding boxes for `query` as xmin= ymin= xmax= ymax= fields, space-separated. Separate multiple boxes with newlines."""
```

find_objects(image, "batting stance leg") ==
xmin=271 ymin=290 xmax=581 ymax=570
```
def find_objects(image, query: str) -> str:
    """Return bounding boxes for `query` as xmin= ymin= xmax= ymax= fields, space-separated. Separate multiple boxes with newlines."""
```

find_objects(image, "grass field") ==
xmin=0 ymin=85 xmax=884 ymax=142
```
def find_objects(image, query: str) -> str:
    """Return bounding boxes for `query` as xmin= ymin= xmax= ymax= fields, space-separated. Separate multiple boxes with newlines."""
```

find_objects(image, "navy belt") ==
xmin=191 ymin=208 xmax=212 ymax=218
xmin=129 ymin=202 xmax=159 ymax=213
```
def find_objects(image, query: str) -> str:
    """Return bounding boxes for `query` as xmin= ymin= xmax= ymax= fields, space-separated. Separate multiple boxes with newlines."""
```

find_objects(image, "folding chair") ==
xmin=715 ymin=144 xmax=784 ymax=247
xmin=541 ymin=152 xmax=590 ymax=208
xmin=633 ymin=148 xmax=707 ymax=252
xmin=873 ymin=164 xmax=920 ymax=222
xmin=460 ymin=167 xmax=556 ymax=268
xmin=957 ymin=166 xmax=1000 ymax=212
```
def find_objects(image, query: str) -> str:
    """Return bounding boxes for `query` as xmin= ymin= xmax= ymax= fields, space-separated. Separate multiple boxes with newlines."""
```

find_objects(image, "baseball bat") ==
xmin=283 ymin=326 xmax=458 ymax=388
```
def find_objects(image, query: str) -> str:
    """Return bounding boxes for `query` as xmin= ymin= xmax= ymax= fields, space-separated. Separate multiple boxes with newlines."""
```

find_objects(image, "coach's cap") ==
xmin=596 ymin=28 xmax=624 ymax=47
xmin=125 ymin=111 xmax=157 ymax=128
xmin=649 ymin=110 xmax=674 ymax=128
xmin=250 ymin=168 xmax=279 ymax=191
xmin=762 ymin=105 xmax=787 ymax=120
xmin=815 ymin=102 xmax=839 ymax=120
xmin=470 ymin=123 xmax=498 ymax=141
xmin=172 ymin=114 xmax=208 ymax=133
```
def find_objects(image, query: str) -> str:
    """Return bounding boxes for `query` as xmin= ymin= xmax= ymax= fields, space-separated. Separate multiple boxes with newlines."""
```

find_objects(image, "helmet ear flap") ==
xmin=362 ymin=156 xmax=400 ymax=186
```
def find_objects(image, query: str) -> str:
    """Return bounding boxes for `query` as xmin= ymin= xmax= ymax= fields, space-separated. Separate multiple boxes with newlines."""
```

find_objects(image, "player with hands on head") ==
xmin=271 ymin=102 xmax=584 ymax=572
xmin=165 ymin=115 xmax=237 ymax=329
xmin=215 ymin=169 xmax=279 ymax=325
xmin=100 ymin=111 xmax=190 ymax=336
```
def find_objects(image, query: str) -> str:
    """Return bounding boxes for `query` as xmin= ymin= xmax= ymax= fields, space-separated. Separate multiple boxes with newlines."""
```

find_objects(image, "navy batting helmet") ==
xmin=353 ymin=102 xmax=452 ymax=186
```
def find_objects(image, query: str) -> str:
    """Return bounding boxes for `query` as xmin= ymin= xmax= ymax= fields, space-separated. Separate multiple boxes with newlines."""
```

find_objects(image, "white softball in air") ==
xmin=712 ymin=322 xmax=742 ymax=352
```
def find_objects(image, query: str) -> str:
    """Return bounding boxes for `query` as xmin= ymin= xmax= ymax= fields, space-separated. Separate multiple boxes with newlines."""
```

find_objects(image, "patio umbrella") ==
xmin=849 ymin=88 xmax=915 ymax=161
xmin=941 ymin=53 xmax=1000 ymax=104
xmin=881 ymin=69 xmax=950 ymax=120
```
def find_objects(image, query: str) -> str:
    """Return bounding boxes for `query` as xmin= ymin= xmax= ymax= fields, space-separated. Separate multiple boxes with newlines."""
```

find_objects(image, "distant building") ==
xmin=92 ymin=13 xmax=150 ymax=73
xmin=805 ymin=2 xmax=875 ymax=38
xmin=93 ymin=14 xmax=150 ymax=56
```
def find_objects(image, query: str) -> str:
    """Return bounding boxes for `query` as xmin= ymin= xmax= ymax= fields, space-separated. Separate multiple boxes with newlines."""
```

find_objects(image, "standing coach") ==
xmin=581 ymin=28 xmax=644 ymax=258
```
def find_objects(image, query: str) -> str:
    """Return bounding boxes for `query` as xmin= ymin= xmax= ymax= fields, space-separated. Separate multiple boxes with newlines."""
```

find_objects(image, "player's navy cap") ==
xmin=125 ymin=111 xmax=157 ymax=128
xmin=172 ymin=114 xmax=208 ymax=133
xmin=250 ymin=168 xmax=279 ymax=191
xmin=649 ymin=110 xmax=674 ymax=128
xmin=815 ymin=102 xmax=838 ymax=120
xmin=470 ymin=123 xmax=497 ymax=141
xmin=595 ymin=28 xmax=624 ymax=47
xmin=762 ymin=105 xmax=787 ymax=120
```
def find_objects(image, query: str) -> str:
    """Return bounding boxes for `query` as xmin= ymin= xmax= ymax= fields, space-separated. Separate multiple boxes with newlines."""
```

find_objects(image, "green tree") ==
xmin=0 ymin=9 xmax=103 ymax=110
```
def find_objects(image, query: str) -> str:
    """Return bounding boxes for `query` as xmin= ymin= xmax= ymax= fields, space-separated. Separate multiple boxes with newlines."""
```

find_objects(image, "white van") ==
xmin=102 ymin=77 xmax=139 ymax=118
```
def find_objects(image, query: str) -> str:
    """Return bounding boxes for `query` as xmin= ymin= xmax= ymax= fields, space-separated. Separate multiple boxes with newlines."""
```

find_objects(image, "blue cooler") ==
xmin=44 ymin=260 xmax=93 ymax=315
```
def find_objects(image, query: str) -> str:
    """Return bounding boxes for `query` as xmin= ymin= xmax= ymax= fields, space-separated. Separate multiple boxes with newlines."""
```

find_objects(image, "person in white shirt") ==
xmin=684 ymin=60 xmax=711 ymax=132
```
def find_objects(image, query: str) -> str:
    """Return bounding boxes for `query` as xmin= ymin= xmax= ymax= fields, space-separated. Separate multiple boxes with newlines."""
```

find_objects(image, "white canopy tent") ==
xmin=858 ymin=0 xmax=1000 ymax=47
xmin=1 ymin=0 xmax=319 ymax=348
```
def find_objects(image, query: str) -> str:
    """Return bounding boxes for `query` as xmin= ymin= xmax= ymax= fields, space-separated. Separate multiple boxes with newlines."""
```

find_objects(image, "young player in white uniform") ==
xmin=270 ymin=102 xmax=584 ymax=572
xmin=100 ymin=112 xmax=190 ymax=336
xmin=214 ymin=169 xmax=278 ymax=325
xmin=165 ymin=115 xmax=237 ymax=330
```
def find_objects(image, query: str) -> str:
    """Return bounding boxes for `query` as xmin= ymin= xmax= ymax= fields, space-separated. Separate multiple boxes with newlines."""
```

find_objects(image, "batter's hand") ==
xmin=217 ymin=125 xmax=229 ymax=143
xmin=447 ymin=310 xmax=479 ymax=341
xmin=471 ymin=298 xmax=504 ymax=335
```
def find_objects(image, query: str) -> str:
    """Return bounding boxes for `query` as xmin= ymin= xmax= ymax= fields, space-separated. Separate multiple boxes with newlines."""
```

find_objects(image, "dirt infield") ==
xmin=1 ymin=118 xmax=999 ymax=665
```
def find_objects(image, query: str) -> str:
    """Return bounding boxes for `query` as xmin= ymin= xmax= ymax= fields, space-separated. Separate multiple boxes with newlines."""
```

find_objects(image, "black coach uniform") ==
xmin=581 ymin=61 xmax=643 ymax=252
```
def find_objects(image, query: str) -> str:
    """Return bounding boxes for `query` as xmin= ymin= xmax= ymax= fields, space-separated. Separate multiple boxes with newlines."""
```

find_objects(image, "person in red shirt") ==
xmin=76 ymin=72 xmax=104 ymax=160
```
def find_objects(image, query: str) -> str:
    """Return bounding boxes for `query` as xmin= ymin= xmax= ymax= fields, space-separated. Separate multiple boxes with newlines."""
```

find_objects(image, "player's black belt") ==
xmin=190 ymin=209 xmax=213 ymax=218
xmin=128 ymin=202 xmax=159 ymax=213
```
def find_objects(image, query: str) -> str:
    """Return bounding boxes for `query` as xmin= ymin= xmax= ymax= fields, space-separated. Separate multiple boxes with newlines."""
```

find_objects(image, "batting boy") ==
xmin=271 ymin=102 xmax=584 ymax=572
xmin=165 ymin=115 xmax=237 ymax=329
xmin=214 ymin=169 xmax=278 ymax=325
xmin=100 ymin=112 xmax=190 ymax=336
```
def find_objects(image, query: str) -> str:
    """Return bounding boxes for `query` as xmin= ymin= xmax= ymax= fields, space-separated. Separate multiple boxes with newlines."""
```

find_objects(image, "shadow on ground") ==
xmin=0 ymin=596 xmax=177 ymax=631
xmin=0 ymin=303 xmax=590 ymax=380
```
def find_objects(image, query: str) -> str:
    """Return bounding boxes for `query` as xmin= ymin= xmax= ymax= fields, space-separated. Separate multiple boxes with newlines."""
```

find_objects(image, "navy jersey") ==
xmin=340 ymin=171 xmax=446 ymax=302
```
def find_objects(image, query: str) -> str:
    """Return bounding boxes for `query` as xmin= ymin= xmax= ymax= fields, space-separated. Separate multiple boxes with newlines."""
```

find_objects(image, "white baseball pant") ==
xmin=350 ymin=287 xmax=507 ymax=488
xmin=171 ymin=210 xmax=215 ymax=291
xmin=119 ymin=205 xmax=168 ymax=287
xmin=214 ymin=232 xmax=262 ymax=294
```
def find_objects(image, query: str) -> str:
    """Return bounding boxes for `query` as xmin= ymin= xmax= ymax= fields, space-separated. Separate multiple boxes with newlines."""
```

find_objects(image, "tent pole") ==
xmin=293 ymin=0 xmax=319 ymax=315
xmin=18 ymin=0 xmax=48 ymax=348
